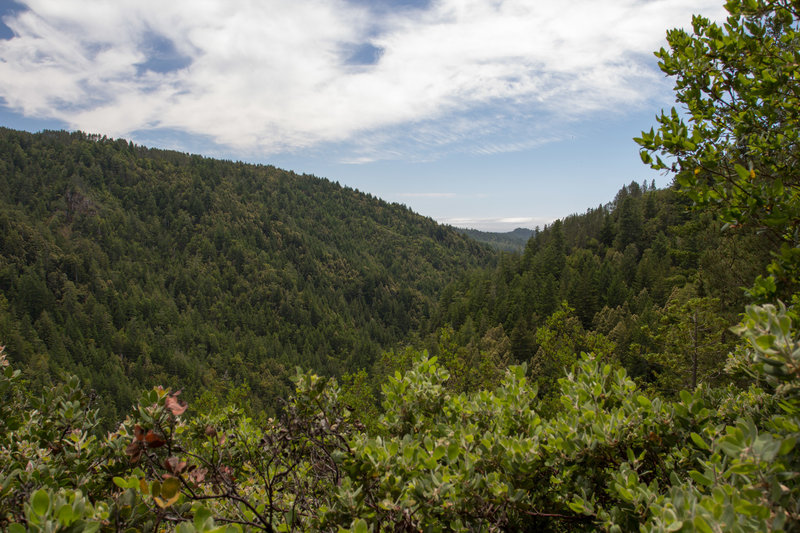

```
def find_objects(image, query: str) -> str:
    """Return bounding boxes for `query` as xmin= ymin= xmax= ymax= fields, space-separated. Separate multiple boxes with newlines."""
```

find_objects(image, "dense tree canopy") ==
xmin=0 ymin=128 xmax=493 ymax=421
xmin=433 ymin=182 xmax=771 ymax=387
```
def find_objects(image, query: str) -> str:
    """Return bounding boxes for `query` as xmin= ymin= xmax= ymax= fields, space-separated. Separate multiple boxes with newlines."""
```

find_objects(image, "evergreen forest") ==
xmin=3 ymin=0 xmax=800 ymax=531
xmin=0 ymin=128 xmax=492 ymax=421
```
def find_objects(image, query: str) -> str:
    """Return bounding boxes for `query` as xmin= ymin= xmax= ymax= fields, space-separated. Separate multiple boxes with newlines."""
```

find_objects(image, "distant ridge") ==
xmin=455 ymin=227 xmax=536 ymax=252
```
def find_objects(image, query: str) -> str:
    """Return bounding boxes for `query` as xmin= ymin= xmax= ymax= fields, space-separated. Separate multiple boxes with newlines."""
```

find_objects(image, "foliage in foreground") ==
xmin=1 ymin=302 xmax=798 ymax=532
xmin=636 ymin=0 xmax=800 ymax=298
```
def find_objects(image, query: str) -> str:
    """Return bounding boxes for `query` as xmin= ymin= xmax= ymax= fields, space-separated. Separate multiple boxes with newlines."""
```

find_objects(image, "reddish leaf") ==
xmin=145 ymin=430 xmax=166 ymax=448
xmin=125 ymin=440 xmax=143 ymax=463
xmin=187 ymin=467 xmax=207 ymax=485
xmin=134 ymin=424 xmax=145 ymax=442
xmin=164 ymin=456 xmax=188 ymax=474
xmin=165 ymin=393 xmax=187 ymax=416
xmin=218 ymin=465 xmax=235 ymax=482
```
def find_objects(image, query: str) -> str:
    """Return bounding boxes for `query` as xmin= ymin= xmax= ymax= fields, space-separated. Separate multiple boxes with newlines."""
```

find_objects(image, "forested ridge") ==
xmin=4 ymin=0 xmax=800 ymax=531
xmin=454 ymin=227 xmax=535 ymax=253
xmin=0 ymin=127 xmax=493 ymax=420
xmin=432 ymin=181 xmax=772 ymax=392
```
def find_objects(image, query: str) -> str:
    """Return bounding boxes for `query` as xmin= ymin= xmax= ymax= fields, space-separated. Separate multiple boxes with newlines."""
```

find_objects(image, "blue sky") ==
xmin=0 ymin=0 xmax=725 ymax=231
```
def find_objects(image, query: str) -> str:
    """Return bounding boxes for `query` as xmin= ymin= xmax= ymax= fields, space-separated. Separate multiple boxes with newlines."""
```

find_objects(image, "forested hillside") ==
xmin=0 ymin=127 xmax=493 ymax=419
xmin=433 ymin=181 xmax=773 ymax=391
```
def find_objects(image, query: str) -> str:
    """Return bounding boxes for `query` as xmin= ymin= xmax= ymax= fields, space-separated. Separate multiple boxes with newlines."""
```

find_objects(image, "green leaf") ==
xmin=734 ymin=163 xmax=750 ymax=181
xmin=689 ymin=470 xmax=713 ymax=486
xmin=403 ymin=445 xmax=414 ymax=463
xmin=693 ymin=515 xmax=714 ymax=533
xmin=690 ymin=432 xmax=710 ymax=451
xmin=57 ymin=503 xmax=74 ymax=525
xmin=719 ymin=440 xmax=743 ymax=457
xmin=665 ymin=521 xmax=684 ymax=532
xmin=177 ymin=523 xmax=197 ymax=533
xmin=728 ymin=463 xmax=757 ymax=475
xmin=161 ymin=477 xmax=181 ymax=499
xmin=734 ymin=501 xmax=768 ymax=517
xmin=353 ymin=518 xmax=369 ymax=533
xmin=432 ymin=446 xmax=445 ymax=462
xmin=679 ymin=390 xmax=692 ymax=404
xmin=615 ymin=484 xmax=634 ymax=501
xmin=194 ymin=505 xmax=213 ymax=531
xmin=567 ymin=500 xmax=586 ymax=513
xmin=755 ymin=334 xmax=776 ymax=352
xmin=32 ymin=489 xmax=50 ymax=516
xmin=447 ymin=442 xmax=460 ymax=462
xmin=779 ymin=436 xmax=796 ymax=455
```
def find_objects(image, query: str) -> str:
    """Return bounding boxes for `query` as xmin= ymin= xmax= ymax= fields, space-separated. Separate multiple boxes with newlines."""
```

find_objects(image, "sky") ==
xmin=0 ymin=0 xmax=726 ymax=231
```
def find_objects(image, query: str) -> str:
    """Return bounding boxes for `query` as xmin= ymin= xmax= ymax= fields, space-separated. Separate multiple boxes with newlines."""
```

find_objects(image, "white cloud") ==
xmin=0 ymin=0 xmax=725 ymax=160
xmin=498 ymin=217 xmax=539 ymax=224
xmin=442 ymin=215 xmax=554 ymax=232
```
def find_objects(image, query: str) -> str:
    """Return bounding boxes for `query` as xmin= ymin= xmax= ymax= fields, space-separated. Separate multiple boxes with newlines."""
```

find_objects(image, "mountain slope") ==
xmin=0 ymin=128 xmax=495 ymax=419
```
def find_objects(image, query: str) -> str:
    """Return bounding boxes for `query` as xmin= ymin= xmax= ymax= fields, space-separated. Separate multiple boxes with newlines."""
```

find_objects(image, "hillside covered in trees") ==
xmin=3 ymin=0 xmax=800 ymax=531
xmin=432 ymin=181 xmax=773 ymax=393
xmin=0 ymin=127 xmax=493 ymax=420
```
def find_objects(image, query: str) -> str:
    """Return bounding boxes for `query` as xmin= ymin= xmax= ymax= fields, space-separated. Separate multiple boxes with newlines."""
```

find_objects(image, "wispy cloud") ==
xmin=442 ymin=215 xmax=554 ymax=231
xmin=0 ymin=0 xmax=725 ymax=161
